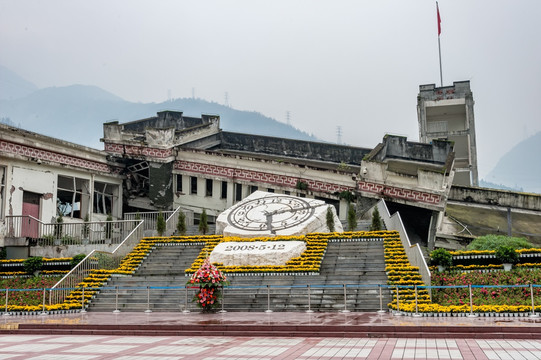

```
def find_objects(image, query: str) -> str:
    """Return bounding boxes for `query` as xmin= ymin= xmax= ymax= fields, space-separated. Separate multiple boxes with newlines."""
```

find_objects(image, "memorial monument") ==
xmin=211 ymin=191 xmax=342 ymax=267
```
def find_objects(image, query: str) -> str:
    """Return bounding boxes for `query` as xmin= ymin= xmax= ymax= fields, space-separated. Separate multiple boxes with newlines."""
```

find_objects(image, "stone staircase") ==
xmin=88 ymin=240 xmax=391 ymax=312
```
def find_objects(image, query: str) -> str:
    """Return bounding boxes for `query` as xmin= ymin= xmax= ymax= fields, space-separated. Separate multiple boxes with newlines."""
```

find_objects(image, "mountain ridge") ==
xmin=0 ymin=75 xmax=317 ymax=149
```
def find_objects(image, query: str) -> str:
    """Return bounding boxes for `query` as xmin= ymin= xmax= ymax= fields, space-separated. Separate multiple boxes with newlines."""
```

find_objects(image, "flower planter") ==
xmin=502 ymin=263 xmax=513 ymax=271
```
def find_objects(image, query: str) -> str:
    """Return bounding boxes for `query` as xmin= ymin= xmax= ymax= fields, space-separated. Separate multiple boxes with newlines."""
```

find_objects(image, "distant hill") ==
xmin=0 ymin=84 xmax=317 ymax=150
xmin=0 ymin=64 xmax=38 ymax=101
xmin=482 ymin=131 xmax=541 ymax=194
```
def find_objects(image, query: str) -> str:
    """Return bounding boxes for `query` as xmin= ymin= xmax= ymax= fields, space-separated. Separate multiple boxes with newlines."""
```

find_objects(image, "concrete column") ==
xmin=226 ymin=181 xmax=234 ymax=208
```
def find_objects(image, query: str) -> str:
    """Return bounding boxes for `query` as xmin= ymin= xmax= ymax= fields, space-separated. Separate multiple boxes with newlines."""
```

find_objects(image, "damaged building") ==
xmin=2 ymin=80 xmax=540 ymax=258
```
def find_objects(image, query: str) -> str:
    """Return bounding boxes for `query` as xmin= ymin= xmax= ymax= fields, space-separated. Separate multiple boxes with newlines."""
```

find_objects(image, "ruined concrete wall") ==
xmin=149 ymin=161 xmax=174 ymax=209
xmin=381 ymin=136 xmax=450 ymax=164
xmin=449 ymin=185 xmax=541 ymax=211
xmin=220 ymin=132 xmax=370 ymax=165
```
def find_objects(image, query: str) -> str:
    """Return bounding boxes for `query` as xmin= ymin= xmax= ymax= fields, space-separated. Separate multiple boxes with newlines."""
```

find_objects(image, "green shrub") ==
xmin=105 ymin=213 xmax=113 ymax=238
xmin=347 ymin=203 xmax=357 ymax=231
xmin=495 ymin=245 xmax=519 ymax=264
xmin=54 ymin=215 xmax=63 ymax=238
xmin=295 ymin=180 xmax=308 ymax=191
xmin=467 ymin=234 xmax=532 ymax=251
xmin=23 ymin=256 xmax=43 ymax=275
xmin=370 ymin=207 xmax=383 ymax=231
xmin=326 ymin=207 xmax=335 ymax=232
xmin=70 ymin=253 xmax=86 ymax=268
xmin=156 ymin=211 xmax=166 ymax=236
xmin=199 ymin=209 xmax=209 ymax=235
xmin=177 ymin=211 xmax=187 ymax=235
xmin=430 ymin=248 xmax=452 ymax=268
xmin=82 ymin=214 xmax=90 ymax=238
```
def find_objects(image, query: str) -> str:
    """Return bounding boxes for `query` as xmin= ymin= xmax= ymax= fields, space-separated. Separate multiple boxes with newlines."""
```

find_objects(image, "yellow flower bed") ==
xmin=385 ymin=236 xmax=540 ymax=315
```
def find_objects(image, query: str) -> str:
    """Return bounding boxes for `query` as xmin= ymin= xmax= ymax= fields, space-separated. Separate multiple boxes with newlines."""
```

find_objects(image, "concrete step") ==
xmin=89 ymin=240 xmax=392 ymax=312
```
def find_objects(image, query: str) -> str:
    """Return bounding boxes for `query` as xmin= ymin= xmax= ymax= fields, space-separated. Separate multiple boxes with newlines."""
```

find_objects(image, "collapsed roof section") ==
xmin=359 ymin=135 xmax=455 ymax=211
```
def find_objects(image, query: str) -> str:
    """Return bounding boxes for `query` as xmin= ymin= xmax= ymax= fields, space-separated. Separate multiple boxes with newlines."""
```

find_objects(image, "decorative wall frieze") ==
xmin=1 ymin=140 xmax=120 ymax=174
xmin=104 ymin=142 xmax=173 ymax=159
xmin=357 ymin=181 xmax=442 ymax=205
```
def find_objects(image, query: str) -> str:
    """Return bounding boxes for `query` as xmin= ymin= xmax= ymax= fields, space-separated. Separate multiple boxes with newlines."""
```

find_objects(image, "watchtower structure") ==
xmin=417 ymin=80 xmax=478 ymax=186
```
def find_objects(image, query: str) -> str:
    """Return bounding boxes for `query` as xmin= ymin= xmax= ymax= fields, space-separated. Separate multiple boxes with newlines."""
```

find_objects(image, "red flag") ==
xmin=437 ymin=2 xmax=442 ymax=36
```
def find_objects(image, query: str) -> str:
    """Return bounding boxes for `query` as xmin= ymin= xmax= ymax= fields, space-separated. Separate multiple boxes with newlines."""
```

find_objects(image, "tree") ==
xmin=156 ymin=211 xmax=166 ymax=236
xmin=370 ymin=207 xmax=383 ymax=231
xmin=199 ymin=209 xmax=209 ymax=235
xmin=347 ymin=203 xmax=357 ymax=231
xmin=54 ymin=214 xmax=63 ymax=238
xmin=326 ymin=207 xmax=335 ymax=232
xmin=177 ymin=211 xmax=187 ymax=235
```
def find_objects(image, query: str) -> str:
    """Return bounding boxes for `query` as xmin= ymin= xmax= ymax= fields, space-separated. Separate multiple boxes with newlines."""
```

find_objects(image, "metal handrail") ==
xmin=4 ymin=215 xmax=141 ymax=246
xmin=4 ymin=283 xmax=541 ymax=315
xmin=49 ymin=220 xmax=144 ymax=304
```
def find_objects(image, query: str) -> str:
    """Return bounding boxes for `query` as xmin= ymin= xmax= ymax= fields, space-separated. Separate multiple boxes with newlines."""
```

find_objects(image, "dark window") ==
xmin=235 ymin=184 xmax=242 ymax=201
xmin=221 ymin=181 xmax=227 ymax=199
xmin=284 ymin=191 xmax=290 ymax=195
xmin=94 ymin=182 xmax=118 ymax=215
xmin=206 ymin=179 xmax=213 ymax=197
xmin=176 ymin=174 xmax=182 ymax=192
xmin=57 ymin=175 xmax=89 ymax=218
xmin=250 ymin=185 xmax=258 ymax=194
xmin=267 ymin=188 xmax=275 ymax=193
xmin=190 ymin=176 xmax=198 ymax=195
xmin=299 ymin=193 xmax=306 ymax=198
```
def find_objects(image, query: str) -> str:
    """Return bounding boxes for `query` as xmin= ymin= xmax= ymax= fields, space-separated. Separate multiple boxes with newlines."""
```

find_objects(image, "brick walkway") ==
xmin=2 ymin=311 xmax=541 ymax=359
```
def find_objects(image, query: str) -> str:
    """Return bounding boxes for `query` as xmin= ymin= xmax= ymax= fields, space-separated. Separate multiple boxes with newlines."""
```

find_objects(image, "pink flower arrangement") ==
xmin=187 ymin=258 xmax=228 ymax=311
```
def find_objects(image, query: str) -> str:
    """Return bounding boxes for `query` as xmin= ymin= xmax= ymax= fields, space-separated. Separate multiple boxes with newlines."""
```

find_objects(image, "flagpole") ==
xmin=438 ymin=34 xmax=443 ymax=87
xmin=437 ymin=2 xmax=443 ymax=87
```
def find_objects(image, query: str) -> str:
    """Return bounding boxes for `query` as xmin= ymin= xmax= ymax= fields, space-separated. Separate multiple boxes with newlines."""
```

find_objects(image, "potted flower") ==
xmin=430 ymin=248 xmax=452 ymax=272
xmin=187 ymin=258 xmax=229 ymax=312
xmin=495 ymin=245 xmax=519 ymax=271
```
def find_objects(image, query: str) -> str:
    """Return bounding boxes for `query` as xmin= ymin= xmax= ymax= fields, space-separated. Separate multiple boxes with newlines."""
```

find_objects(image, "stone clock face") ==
xmin=227 ymin=195 xmax=315 ymax=231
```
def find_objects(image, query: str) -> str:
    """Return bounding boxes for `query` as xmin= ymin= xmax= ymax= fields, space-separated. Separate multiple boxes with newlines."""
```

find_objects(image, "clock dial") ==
xmin=227 ymin=195 xmax=315 ymax=231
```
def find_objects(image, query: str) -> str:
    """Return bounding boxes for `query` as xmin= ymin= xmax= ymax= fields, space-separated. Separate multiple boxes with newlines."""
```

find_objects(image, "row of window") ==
xmin=175 ymin=174 xmax=293 ymax=202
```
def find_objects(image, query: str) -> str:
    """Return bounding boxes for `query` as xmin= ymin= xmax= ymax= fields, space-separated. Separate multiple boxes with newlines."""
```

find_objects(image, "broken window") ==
xmin=57 ymin=175 xmax=89 ymax=218
xmin=94 ymin=182 xmax=118 ymax=216
xmin=176 ymin=174 xmax=183 ymax=193
xmin=206 ymin=179 xmax=213 ymax=197
xmin=221 ymin=181 xmax=227 ymax=199
xmin=190 ymin=176 xmax=198 ymax=195
xmin=0 ymin=167 xmax=5 ymax=219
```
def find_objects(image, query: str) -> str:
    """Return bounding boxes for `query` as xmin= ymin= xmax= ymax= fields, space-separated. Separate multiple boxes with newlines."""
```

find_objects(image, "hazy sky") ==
xmin=1 ymin=0 xmax=540 ymax=178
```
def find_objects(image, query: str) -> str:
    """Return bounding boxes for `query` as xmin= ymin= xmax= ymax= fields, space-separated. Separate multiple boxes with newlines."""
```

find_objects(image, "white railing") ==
xmin=376 ymin=200 xmax=432 ymax=288
xmin=49 ymin=220 xmax=144 ymax=304
xmin=124 ymin=206 xmax=193 ymax=236
xmin=5 ymin=216 xmax=141 ymax=246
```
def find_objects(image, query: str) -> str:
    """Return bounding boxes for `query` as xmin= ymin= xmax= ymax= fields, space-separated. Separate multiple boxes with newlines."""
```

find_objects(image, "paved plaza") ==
xmin=1 ymin=334 xmax=541 ymax=359
xmin=1 ymin=311 xmax=541 ymax=359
